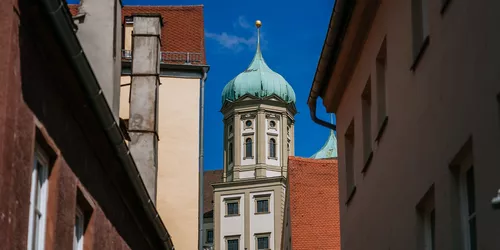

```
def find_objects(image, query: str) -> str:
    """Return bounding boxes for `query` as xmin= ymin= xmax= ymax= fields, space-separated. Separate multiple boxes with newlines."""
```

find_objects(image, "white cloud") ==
xmin=206 ymin=16 xmax=264 ymax=52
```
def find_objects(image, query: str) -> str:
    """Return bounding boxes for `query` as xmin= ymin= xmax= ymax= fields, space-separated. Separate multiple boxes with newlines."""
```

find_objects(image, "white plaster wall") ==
xmin=250 ymin=191 xmax=275 ymax=250
xmin=265 ymin=118 xmax=280 ymax=166
xmin=241 ymin=118 xmax=256 ymax=166
xmin=220 ymin=194 xmax=245 ymax=250
xmin=266 ymin=170 xmax=281 ymax=178
xmin=239 ymin=170 xmax=255 ymax=179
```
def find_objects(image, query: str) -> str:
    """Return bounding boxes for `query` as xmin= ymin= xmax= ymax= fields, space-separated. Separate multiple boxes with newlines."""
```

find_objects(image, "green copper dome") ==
xmin=221 ymin=25 xmax=296 ymax=104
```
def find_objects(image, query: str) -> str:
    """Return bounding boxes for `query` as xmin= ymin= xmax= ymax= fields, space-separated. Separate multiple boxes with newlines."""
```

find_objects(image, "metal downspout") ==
xmin=198 ymin=68 xmax=208 ymax=250
xmin=307 ymin=0 xmax=353 ymax=132
xmin=38 ymin=0 xmax=174 ymax=249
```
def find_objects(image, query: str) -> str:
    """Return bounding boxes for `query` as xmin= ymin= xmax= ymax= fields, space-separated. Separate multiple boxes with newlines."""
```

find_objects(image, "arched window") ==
xmin=245 ymin=138 xmax=253 ymax=158
xmin=228 ymin=143 xmax=233 ymax=163
xmin=269 ymin=138 xmax=276 ymax=158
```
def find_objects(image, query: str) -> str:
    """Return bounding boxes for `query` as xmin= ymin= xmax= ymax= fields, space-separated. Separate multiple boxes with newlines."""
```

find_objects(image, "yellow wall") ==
xmin=119 ymin=75 xmax=200 ymax=250
xmin=124 ymin=24 xmax=133 ymax=51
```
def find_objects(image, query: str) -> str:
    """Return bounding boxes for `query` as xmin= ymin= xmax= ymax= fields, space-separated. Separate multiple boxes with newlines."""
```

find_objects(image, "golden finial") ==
xmin=255 ymin=20 xmax=262 ymax=28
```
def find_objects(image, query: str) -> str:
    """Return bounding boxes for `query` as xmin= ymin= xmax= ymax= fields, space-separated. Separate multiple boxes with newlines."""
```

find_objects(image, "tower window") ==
xmin=245 ymin=138 xmax=253 ymax=158
xmin=269 ymin=120 xmax=276 ymax=128
xmin=269 ymin=138 xmax=277 ymax=158
xmin=245 ymin=120 xmax=253 ymax=127
xmin=228 ymin=125 xmax=233 ymax=133
xmin=228 ymin=143 xmax=233 ymax=164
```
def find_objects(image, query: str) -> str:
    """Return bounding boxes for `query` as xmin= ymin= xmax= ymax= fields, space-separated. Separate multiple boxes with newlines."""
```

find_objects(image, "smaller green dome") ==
xmin=221 ymin=27 xmax=296 ymax=104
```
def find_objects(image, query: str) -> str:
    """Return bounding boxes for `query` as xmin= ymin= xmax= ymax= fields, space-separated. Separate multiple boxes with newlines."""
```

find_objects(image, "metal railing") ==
xmin=121 ymin=50 xmax=203 ymax=65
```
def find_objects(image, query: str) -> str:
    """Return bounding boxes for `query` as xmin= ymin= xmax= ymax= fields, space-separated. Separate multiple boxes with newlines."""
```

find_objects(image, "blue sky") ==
xmin=69 ymin=0 xmax=337 ymax=170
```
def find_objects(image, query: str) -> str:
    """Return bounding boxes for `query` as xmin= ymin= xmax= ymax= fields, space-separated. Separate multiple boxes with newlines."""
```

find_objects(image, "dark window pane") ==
xmin=466 ymin=167 xmax=476 ymax=215
xmin=227 ymin=202 xmax=238 ymax=215
xmin=229 ymin=143 xmax=233 ymax=163
xmin=257 ymin=200 xmax=269 ymax=213
xmin=270 ymin=139 xmax=276 ymax=158
xmin=246 ymin=138 xmax=253 ymax=158
xmin=228 ymin=239 xmax=239 ymax=250
xmin=207 ymin=230 xmax=213 ymax=243
xmin=258 ymin=237 xmax=269 ymax=249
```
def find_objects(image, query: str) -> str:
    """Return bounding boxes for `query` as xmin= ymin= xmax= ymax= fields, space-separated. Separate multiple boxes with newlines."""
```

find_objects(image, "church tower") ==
xmin=213 ymin=20 xmax=296 ymax=250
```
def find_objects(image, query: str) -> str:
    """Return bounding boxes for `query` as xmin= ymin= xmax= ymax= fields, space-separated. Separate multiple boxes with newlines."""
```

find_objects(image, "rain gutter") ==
xmin=307 ymin=0 xmax=354 ymax=131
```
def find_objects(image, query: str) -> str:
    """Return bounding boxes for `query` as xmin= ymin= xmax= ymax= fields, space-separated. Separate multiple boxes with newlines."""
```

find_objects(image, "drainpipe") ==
xmin=307 ymin=0 xmax=353 ymax=131
xmin=198 ymin=67 xmax=208 ymax=250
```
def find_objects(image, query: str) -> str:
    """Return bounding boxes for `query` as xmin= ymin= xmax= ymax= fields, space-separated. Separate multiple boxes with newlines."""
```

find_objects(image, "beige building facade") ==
xmin=119 ymin=7 xmax=208 ymax=250
xmin=308 ymin=0 xmax=500 ymax=249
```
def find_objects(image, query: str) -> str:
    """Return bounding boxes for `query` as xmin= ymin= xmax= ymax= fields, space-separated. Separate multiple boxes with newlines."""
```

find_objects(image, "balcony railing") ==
xmin=121 ymin=50 xmax=203 ymax=65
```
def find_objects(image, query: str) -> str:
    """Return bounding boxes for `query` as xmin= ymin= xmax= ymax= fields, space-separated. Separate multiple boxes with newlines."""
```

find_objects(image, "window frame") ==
xmin=27 ymin=144 xmax=50 ymax=250
xmin=361 ymin=77 xmax=373 ymax=172
xmin=244 ymin=137 xmax=254 ymax=159
xmin=206 ymin=229 xmax=214 ymax=244
xmin=255 ymin=233 xmax=271 ymax=250
xmin=411 ymin=0 xmax=430 ymax=70
xmin=269 ymin=138 xmax=277 ymax=159
xmin=225 ymin=198 xmax=241 ymax=217
xmin=226 ymin=235 xmax=240 ymax=250
xmin=255 ymin=195 xmax=271 ymax=214
xmin=459 ymin=162 xmax=477 ymax=250
xmin=344 ymin=120 xmax=356 ymax=205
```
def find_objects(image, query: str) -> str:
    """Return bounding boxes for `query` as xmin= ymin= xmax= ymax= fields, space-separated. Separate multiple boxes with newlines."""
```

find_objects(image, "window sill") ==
xmin=243 ymin=157 xmax=254 ymax=160
xmin=345 ymin=186 xmax=357 ymax=205
xmin=410 ymin=36 xmax=430 ymax=71
xmin=361 ymin=151 xmax=373 ymax=173
xmin=267 ymin=157 xmax=278 ymax=160
xmin=440 ymin=0 xmax=451 ymax=15
xmin=225 ymin=214 xmax=240 ymax=217
xmin=255 ymin=211 xmax=270 ymax=215
xmin=375 ymin=116 xmax=389 ymax=143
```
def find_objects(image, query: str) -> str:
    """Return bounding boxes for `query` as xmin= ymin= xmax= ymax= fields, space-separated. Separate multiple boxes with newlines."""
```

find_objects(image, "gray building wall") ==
xmin=75 ymin=0 xmax=122 ymax=120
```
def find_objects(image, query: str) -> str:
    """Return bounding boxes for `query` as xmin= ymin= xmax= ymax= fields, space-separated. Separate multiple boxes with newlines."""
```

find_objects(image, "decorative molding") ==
xmin=240 ymin=113 xmax=257 ymax=120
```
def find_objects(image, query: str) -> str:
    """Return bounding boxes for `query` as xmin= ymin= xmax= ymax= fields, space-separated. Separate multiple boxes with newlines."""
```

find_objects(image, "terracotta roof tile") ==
xmin=287 ymin=156 xmax=341 ymax=250
xmin=68 ymin=4 xmax=206 ymax=65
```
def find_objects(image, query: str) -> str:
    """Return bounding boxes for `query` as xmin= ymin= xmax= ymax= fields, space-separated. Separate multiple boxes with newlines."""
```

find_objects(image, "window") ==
xmin=269 ymin=120 xmax=276 ymax=128
xmin=229 ymin=125 xmax=233 ymax=133
xmin=450 ymin=139 xmax=476 ymax=250
xmin=412 ymin=0 xmax=430 ymax=64
xmin=73 ymin=207 xmax=84 ymax=250
xmin=206 ymin=230 xmax=213 ymax=243
xmin=227 ymin=238 xmax=239 ymax=250
xmin=27 ymin=145 xmax=50 ymax=250
xmin=256 ymin=234 xmax=270 ymax=250
xmin=246 ymin=120 xmax=253 ymax=127
xmin=361 ymin=78 xmax=372 ymax=170
xmin=376 ymin=38 xmax=388 ymax=139
xmin=255 ymin=196 xmax=270 ymax=214
xmin=269 ymin=138 xmax=276 ymax=158
xmin=228 ymin=143 xmax=233 ymax=164
xmin=344 ymin=120 xmax=356 ymax=203
xmin=245 ymin=138 xmax=253 ymax=158
xmin=461 ymin=166 xmax=477 ymax=250
xmin=226 ymin=200 xmax=239 ymax=216
xmin=417 ymin=185 xmax=435 ymax=250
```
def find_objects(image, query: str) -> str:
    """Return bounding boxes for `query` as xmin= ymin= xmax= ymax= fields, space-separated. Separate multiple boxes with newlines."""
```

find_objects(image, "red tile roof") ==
xmin=203 ymin=170 xmax=223 ymax=216
xmin=68 ymin=4 xmax=206 ymax=65
xmin=286 ymin=157 xmax=341 ymax=250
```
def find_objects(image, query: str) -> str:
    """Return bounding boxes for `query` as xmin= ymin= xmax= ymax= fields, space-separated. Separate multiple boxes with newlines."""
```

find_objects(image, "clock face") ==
xmin=246 ymin=120 xmax=252 ymax=127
